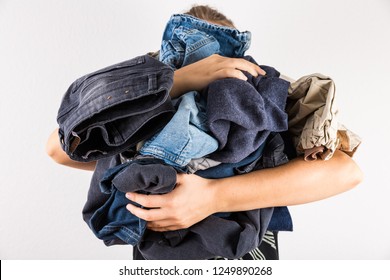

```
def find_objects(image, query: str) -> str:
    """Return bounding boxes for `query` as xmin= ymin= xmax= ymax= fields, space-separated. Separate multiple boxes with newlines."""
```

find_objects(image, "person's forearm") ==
xmin=46 ymin=128 xmax=96 ymax=171
xmin=213 ymin=150 xmax=363 ymax=213
xmin=170 ymin=69 xmax=189 ymax=98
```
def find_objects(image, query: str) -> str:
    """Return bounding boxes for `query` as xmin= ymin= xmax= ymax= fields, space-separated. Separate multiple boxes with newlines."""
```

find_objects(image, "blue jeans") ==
xmin=57 ymin=55 xmax=175 ymax=162
xmin=88 ymin=156 xmax=178 ymax=246
xmin=140 ymin=91 xmax=218 ymax=167
xmin=160 ymin=14 xmax=251 ymax=69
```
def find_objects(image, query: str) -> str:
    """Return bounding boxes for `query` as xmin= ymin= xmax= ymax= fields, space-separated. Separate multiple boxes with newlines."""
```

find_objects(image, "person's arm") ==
xmin=46 ymin=128 xmax=96 ymax=171
xmin=125 ymin=150 xmax=363 ymax=231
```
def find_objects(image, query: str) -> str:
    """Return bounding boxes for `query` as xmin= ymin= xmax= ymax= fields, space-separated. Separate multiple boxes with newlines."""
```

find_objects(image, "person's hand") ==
xmin=125 ymin=173 xmax=218 ymax=231
xmin=170 ymin=54 xmax=266 ymax=98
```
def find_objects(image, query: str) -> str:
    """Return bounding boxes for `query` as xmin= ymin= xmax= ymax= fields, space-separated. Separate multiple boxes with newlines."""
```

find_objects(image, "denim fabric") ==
xmin=136 ymin=133 xmax=290 ymax=260
xmin=88 ymin=156 xmax=178 ymax=246
xmin=140 ymin=91 xmax=218 ymax=167
xmin=83 ymin=155 xmax=121 ymax=232
xmin=268 ymin=207 xmax=293 ymax=231
xmin=160 ymin=14 xmax=251 ymax=69
xmin=204 ymin=56 xmax=290 ymax=163
xmin=57 ymin=55 xmax=175 ymax=162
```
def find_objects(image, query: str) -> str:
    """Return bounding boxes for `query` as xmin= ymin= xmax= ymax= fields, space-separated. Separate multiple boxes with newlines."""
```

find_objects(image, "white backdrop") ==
xmin=1 ymin=0 xmax=389 ymax=260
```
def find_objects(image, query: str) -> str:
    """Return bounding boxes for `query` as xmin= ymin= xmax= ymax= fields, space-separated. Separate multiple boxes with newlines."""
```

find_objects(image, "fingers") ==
xmin=227 ymin=57 xmax=266 ymax=76
xmin=125 ymin=196 xmax=187 ymax=231
xmin=125 ymin=192 xmax=176 ymax=222
xmin=147 ymin=218 xmax=190 ymax=232
xmin=126 ymin=203 xmax=168 ymax=222
xmin=215 ymin=68 xmax=248 ymax=81
xmin=212 ymin=55 xmax=266 ymax=80
xmin=147 ymin=221 xmax=183 ymax=232
xmin=125 ymin=192 xmax=164 ymax=208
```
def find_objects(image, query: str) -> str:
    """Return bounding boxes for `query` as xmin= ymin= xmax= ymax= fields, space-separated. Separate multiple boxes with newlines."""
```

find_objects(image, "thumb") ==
xmin=176 ymin=172 xmax=186 ymax=185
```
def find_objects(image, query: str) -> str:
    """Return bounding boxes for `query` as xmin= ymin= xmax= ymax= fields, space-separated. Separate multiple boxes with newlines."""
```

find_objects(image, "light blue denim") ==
xmin=140 ymin=91 xmax=218 ymax=167
xmin=141 ymin=14 xmax=250 ymax=168
xmin=160 ymin=14 xmax=251 ymax=69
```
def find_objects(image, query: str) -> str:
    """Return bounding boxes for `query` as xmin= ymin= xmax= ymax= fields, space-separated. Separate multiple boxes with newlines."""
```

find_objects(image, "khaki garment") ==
xmin=285 ymin=73 xmax=361 ymax=160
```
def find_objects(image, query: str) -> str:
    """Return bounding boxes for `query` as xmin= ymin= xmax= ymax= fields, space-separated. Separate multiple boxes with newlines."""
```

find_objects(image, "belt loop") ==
xmin=148 ymin=74 xmax=157 ymax=92
xmin=69 ymin=131 xmax=81 ymax=153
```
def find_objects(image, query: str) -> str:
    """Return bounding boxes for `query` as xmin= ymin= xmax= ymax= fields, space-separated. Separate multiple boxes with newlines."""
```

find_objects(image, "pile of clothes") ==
xmin=56 ymin=14 xmax=360 ymax=259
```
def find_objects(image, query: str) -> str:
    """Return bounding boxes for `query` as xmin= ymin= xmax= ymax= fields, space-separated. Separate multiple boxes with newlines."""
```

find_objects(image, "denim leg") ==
xmin=140 ymin=91 xmax=218 ymax=167
xmin=89 ymin=189 xmax=146 ymax=246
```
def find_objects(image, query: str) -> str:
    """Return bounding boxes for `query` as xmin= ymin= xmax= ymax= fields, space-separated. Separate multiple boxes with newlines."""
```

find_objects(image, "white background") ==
xmin=0 ymin=0 xmax=389 ymax=260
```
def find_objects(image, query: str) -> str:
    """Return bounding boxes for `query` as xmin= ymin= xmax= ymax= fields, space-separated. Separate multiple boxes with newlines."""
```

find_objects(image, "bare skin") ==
xmin=46 ymin=54 xmax=363 ymax=232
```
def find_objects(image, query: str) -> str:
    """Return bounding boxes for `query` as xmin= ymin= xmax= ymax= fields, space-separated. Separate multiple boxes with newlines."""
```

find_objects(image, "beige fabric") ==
xmin=336 ymin=124 xmax=362 ymax=157
xmin=285 ymin=73 xmax=361 ymax=160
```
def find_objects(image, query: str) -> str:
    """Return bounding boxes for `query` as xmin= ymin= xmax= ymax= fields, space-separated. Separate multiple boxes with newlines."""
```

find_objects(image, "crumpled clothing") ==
xmin=286 ymin=73 xmax=361 ymax=160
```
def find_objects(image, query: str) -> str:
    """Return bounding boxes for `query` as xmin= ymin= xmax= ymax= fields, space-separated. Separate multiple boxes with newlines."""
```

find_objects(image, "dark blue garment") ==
xmin=88 ymin=156 xmax=178 ymax=246
xmin=85 ymin=143 xmax=265 ymax=249
xmin=87 ymin=143 xmax=266 ymax=248
xmin=203 ymin=56 xmax=290 ymax=163
xmin=57 ymin=55 xmax=175 ymax=162
xmin=195 ymin=141 xmax=265 ymax=179
xmin=136 ymin=133 xmax=290 ymax=260
xmin=83 ymin=155 xmax=121 ymax=231
xmin=82 ymin=133 xmax=294 ymax=258
xmin=267 ymin=131 xmax=297 ymax=231
xmin=160 ymin=14 xmax=251 ymax=69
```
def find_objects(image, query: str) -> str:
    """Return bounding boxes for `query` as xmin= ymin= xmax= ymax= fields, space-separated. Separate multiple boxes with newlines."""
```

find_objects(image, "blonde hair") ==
xmin=185 ymin=5 xmax=235 ymax=28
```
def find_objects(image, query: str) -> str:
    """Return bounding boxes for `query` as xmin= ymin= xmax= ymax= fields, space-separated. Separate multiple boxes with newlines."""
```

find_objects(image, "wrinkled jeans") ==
xmin=57 ymin=55 xmax=175 ymax=162
xmin=160 ymin=14 xmax=251 ymax=69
